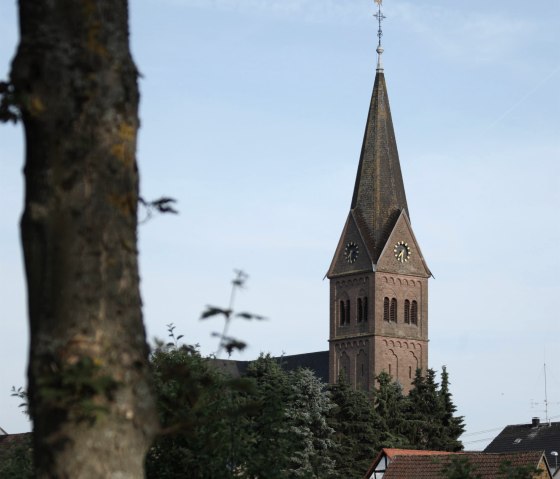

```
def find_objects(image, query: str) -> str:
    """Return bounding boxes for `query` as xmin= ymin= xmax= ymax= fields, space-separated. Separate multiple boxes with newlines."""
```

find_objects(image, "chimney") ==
xmin=532 ymin=417 xmax=540 ymax=427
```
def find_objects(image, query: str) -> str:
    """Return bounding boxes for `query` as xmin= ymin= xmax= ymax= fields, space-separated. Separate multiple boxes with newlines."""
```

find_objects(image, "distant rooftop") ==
xmin=484 ymin=418 xmax=560 ymax=468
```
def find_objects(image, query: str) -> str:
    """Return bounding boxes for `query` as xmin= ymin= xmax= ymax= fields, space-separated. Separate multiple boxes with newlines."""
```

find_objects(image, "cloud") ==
xmin=392 ymin=2 xmax=534 ymax=65
xmin=152 ymin=0 xmax=366 ymax=24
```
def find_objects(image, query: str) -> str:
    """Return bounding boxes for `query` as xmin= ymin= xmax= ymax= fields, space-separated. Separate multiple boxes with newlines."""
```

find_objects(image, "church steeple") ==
xmin=327 ymin=2 xmax=430 ymax=394
xmin=349 ymin=8 xmax=408 ymax=264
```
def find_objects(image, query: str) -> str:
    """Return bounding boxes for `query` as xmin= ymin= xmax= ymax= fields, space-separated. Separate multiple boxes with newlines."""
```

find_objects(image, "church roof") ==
xmin=350 ymin=70 xmax=408 ymax=263
xmin=212 ymin=350 xmax=329 ymax=383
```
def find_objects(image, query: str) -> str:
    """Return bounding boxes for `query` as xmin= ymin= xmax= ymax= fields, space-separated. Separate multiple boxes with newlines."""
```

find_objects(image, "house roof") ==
xmin=382 ymin=450 xmax=550 ymax=479
xmin=484 ymin=420 xmax=560 ymax=468
xmin=364 ymin=448 xmax=456 ymax=478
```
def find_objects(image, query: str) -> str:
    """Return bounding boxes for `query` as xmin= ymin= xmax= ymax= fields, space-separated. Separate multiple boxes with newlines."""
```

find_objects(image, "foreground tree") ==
xmin=6 ymin=2 xmax=158 ymax=476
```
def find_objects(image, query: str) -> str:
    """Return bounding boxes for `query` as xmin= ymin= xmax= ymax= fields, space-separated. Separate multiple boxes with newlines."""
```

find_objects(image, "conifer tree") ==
xmin=286 ymin=368 xmax=335 ymax=478
xmin=438 ymin=365 xmax=465 ymax=451
xmin=373 ymin=371 xmax=409 ymax=448
xmin=403 ymin=368 xmax=445 ymax=449
xmin=327 ymin=379 xmax=380 ymax=477
xmin=244 ymin=355 xmax=294 ymax=478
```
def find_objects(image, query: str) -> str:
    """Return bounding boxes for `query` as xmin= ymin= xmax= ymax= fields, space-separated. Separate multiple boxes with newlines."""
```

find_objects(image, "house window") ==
xmin=390 ymin=298 xmax=397 ymax=323
xmin=363 ymin=297 xmax=368 ymax=322
xmin=346 ymin=300 xmax=351 ymax=324
xmin=383 ymin=297 xmax=389 ymax=322
xmin=404 ymin=299 xmax=410 ymax=324
xmin=411 ymin=300 xmax=418 ymax=325
xmin=339 ymin=300 xmax=346 ymax=325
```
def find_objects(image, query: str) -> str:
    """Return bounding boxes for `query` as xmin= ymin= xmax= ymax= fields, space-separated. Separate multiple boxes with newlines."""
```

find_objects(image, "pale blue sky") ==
xmin=1 ymin=0 xmax=559 ymax=450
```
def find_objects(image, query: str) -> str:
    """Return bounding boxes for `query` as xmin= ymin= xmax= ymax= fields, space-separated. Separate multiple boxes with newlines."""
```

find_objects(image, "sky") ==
xmin=1 ymin=0 xmax=559 ymax=450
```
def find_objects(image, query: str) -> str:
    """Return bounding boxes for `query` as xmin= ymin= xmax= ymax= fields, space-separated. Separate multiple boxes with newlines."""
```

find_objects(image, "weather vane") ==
xmin=373 ymin=0 xmax=386 ymax=71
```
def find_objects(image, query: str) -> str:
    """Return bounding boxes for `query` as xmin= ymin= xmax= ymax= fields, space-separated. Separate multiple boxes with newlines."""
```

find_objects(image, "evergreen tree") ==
xmin=403 ymin=368 xmax=445 ymax=449
xmin=243 ymin=355 xmax=295 ymax=478
xmin=403 ymin=367 xmax=464 ymax=452
xmin=438 ymin=365 xmax=465 ymax=451
xmin=373 ymin=371 xmax=409 ymax=448
xmin=327 ymin=379 xmax=380 ymax=478
xmin=285 ymin=368 xmax=335 ymax=478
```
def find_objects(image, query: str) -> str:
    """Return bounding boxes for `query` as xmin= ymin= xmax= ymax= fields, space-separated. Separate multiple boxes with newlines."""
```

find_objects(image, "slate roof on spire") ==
xmin=350 ymin=69 xmax=408 ymax=263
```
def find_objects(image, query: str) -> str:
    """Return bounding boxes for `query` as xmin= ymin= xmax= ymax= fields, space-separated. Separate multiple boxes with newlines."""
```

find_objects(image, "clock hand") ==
xmin=398 ymin=250 xmax=404 ymax=261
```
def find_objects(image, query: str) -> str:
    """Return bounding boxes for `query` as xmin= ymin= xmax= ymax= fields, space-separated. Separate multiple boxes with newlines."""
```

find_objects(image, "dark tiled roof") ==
xmin=383 ymin=451 xmax=549 ymax=479
xmin=350 ymin=71 xmax=409 ymax=263
xmin=276 ymin=351 xmax=329 ymax=383
xmin=484 ymin=421 xmax=560 ymax=467
xmin=212 ymin=351 xmax=329 ymax=383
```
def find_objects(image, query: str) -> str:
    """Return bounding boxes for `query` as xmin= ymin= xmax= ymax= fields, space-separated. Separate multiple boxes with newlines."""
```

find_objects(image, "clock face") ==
xmin=344 ymin=241 xmax=359 ymax=264
xmin=394 ymin=241 xmax=411 ymax=263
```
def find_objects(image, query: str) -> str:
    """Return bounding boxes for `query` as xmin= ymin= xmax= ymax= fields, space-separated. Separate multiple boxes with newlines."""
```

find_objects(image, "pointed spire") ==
xmin=350 ymin=2 xmax=408 ymax=263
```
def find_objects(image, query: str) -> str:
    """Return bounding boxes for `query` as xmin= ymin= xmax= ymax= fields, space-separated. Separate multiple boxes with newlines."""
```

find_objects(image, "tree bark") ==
xmin=11 ymin=1 xmax=158 ymax=477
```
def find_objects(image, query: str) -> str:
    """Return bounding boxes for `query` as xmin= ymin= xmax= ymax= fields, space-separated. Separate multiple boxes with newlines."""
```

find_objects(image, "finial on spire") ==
xmin=374 ymin=0 xmax=386 ymax=72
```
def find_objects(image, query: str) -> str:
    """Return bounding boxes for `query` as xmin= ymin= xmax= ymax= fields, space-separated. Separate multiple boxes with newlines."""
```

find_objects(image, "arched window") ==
xmin=339 ymin=300 xmax=346 ymax=326
xmin=339 ymin=351 xmax=350 ymax=382
xmin=363 ymin=297 xmax=368 ymax=322
xmin=390 ymin=298 xmax=397 ymax=323
xmin=357 ymin=298 xmax=363 ymax=322
xmin=357 ymin=349 xmax=369 ymax=390
xmin=383 ymin=297 xmax=390 ymax=322
xmin=404 ymin=299 xmax=410 ymax=324
xmin=346 ymin=300 xmax=351 ymax=324
xmin=411 ymin=300 xmax=418 ymax=325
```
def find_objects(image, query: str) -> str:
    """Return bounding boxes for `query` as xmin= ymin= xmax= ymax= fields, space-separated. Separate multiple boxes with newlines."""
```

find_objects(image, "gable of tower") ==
xmin=327 ymin=211 xmax=374 ymax=278
xmin=377 ymin=210 xmax=431 ymax=278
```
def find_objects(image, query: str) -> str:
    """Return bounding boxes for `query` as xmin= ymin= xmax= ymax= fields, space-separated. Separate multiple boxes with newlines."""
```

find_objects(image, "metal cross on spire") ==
xmin=374 ymin=0 xmax=385 ymax=47
xmin=373 ymin=0 xmax=386 ymax=72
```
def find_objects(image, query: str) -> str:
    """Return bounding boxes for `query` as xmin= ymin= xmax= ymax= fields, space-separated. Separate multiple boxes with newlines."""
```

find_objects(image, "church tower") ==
xmin=326 ymin=6 xmax=431 ymax=394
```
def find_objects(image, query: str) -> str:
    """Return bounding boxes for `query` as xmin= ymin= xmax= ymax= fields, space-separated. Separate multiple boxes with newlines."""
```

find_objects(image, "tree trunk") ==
xmin=11 ymin=1 xmax=158 ymax=476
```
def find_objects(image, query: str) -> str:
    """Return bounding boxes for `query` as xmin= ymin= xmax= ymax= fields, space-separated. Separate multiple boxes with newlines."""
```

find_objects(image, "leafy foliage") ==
xmin=145 ymin=341 xmax=255 ymax=479
xmin=138 ymin=196 xmax=178 ymax=223
xmin=0 ymin=434 xmax=33 ymax=479
xmin=440 ymin=456 xmax=483 ymax=479
xmin=201 ymin=270 xmax=266 ymax=357
xmin=35 ymin=355 xmax=120 ymax=424
xmin=440 ymin=456 xmax=541 ymax=479
xmin=0 ymin=81 xmax=19 ymax=123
